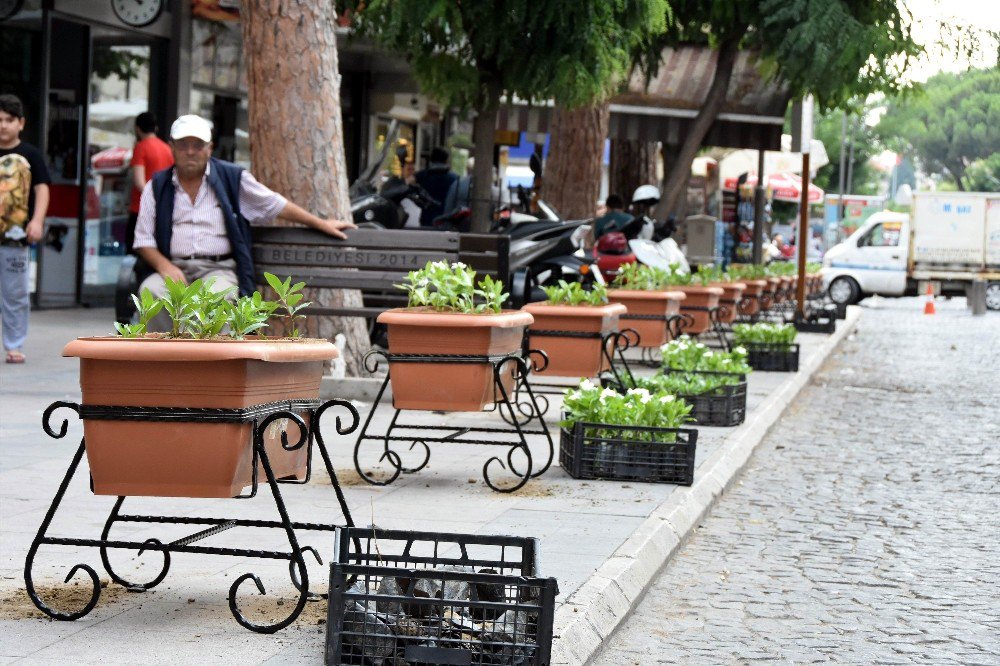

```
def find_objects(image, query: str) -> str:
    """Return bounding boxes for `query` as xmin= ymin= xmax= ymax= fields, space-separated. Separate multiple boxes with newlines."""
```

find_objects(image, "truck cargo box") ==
xmin=911 ymin=193 xmax=993 ymax=267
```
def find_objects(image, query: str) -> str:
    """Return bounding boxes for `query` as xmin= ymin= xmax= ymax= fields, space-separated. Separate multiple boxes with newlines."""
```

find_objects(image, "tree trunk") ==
xmin=653 ymin=39 xmax=741 ymax=221
xmin=946 ymin=163 xmax=967 ymax=191
xmin=470 ymin=80 xmax=501 ymax=233
xmin=241 ymin=0 xmax=370 ymax=377
xmin=610 ymin=139 xmax=658 ymax=206
xmin=544 ymin=102 xmax=611 ymax=219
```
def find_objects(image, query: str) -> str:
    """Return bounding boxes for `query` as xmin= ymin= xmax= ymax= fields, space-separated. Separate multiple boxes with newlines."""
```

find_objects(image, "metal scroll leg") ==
xmin=228 ymin=413 xmax=311 ymax=634
xmin=24 ymin=439 xmax=102 ymax=621
xmin=312 ymin=400 xmax=360 ymax=529
xmin=711 ymin=306 xmax=731 ymax=351
xmin=485 ymin=359 xmax=536 ymax=492
xmin=604 ymin=329 xmax=638 ymax=390
xmin=352 ymin=373 xmax=405 ymax=486
xmin=99 ymin=496 xmax=170 ymax=591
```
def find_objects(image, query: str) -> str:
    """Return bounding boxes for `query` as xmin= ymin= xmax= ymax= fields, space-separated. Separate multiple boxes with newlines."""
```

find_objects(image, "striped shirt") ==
xmin=133 ymin=163 xmax=287 ymax=257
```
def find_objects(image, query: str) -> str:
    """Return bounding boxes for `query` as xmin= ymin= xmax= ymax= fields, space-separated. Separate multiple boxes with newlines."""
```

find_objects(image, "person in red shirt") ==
xmin=127 ymin=112 xmax=173 ymax=254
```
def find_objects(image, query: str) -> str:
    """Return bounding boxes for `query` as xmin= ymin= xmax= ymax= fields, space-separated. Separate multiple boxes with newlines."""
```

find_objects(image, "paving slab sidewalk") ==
xmin=0 ymin=306 xmax=859 ymax=664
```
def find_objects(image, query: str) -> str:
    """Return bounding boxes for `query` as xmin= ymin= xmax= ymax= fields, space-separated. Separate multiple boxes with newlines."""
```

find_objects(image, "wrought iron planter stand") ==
xmin=625 ymin=313 xmax=690 ymax=367
xmin=25 ymin=399 xmax=359 ymax=633
xmin=515 ymin=329 xmax=640 ymax=416
xmin=353 ymin=350 xmax=554 ymax=493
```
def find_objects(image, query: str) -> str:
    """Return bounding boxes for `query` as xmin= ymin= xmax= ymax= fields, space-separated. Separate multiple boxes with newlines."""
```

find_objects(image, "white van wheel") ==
xmin=829 ymin=276 xmax=860 ymax=305
xmin=985 ymin=283 xmax=1000 ymax=311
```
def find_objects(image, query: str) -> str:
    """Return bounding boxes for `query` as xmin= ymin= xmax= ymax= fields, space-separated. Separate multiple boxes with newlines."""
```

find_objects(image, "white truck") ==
xmin=822 ymin=192 xmax=1000 ymax=310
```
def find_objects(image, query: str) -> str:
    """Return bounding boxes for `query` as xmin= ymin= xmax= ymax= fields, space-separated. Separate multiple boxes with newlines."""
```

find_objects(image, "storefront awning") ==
xmin=497 ymin=46 xmax=790 ymax=150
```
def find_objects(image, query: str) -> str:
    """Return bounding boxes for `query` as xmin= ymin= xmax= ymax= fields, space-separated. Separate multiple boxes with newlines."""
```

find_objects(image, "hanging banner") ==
xmin=192 ymin=0 xmax=240 ymax=22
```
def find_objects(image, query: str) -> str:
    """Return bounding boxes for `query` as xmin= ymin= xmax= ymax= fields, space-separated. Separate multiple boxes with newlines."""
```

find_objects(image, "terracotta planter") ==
xmin=674 ymin=286 xmax=724 ymax=335
xmin=807 ymin=273 xmax=822 ymax=296
xmin=607 ymin=289 xmax=686 ymax=348
xmin=63 ymin=337 xmax=339 ymax=498
xmin=708 ymin=282 xmax=747 ymax=324
xmin=737 ymin=279 xmax=767 ymax=316
xmin=522 ymin=302 xmax=627 ymax=377
xmin=378 ymin=308 xmax=533 ymax=412
xmin=762 ymin=277 xmax=781 ymax=309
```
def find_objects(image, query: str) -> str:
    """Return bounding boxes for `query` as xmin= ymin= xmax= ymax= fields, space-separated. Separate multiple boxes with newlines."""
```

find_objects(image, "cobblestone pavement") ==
xmin=595 ymin=297 xmax=1000 ymax=665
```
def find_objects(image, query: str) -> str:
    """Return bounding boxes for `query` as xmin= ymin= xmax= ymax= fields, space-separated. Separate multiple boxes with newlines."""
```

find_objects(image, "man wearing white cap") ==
xmin=132 ymin=114 xmax=355 ymax=327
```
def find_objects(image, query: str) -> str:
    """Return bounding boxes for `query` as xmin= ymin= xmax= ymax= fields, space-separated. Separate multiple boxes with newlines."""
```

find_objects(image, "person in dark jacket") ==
xmin=414 ymin=146 xmax=457 ymax=227
xmin=593 ymin=194 xmax=639 ymax=239
xmin=132 ymin=114 xmax=354 ymax=330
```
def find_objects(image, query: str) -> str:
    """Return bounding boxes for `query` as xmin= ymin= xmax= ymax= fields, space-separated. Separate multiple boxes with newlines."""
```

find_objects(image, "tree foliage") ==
xmin=645 ymin=0 xmax=925 ymax=219
xmin=338 ymin=0 xmax=668 ymax=231
xmin=811 ymin=107 xmax=882 ymax=196
xmin=876 ymin=67 xmax=1000 ymax=191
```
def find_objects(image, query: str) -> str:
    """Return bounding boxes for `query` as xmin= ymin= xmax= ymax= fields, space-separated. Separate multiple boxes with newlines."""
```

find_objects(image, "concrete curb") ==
xmin=551 ymin=306 xmax=862 ymax=665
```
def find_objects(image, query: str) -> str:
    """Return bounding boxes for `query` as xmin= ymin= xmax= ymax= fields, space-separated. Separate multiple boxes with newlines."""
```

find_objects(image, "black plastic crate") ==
xmin=794 ymin=317 xmax=835 ymax=334
xmin=744 ymin=343 xmax=800 ymax=372
xmin=559 ymin=421 xmax=697 ymax=486
xmin=681 ymin=380 xmax=747 ymax=427
xmin=335 ymin=528 xmax=539 ymax=577
xmin=326 ymin=529 xmax=558 ymax=666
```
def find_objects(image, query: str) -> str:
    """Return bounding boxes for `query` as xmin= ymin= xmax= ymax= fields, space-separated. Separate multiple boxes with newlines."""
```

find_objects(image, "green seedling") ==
xmin=265 ymin=272 xmax=312 ymax=337
xmin=541 ymin=280 xmax=607 ymax=306
xmin=732 ymin=322 xmax=798 ymax=350
xmin=659 ymin=335 xmax=752 ymax=374
xmin=561 ymin=378 xmax=693 ymax=442
xmin=396 ymin=261 xmax=511 ymax=314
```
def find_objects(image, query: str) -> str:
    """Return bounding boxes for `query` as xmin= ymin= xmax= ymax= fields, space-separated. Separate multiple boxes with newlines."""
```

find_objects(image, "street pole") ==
xmin=752 ymin=149 xmax=766 ymax=264
xmin=837 ymin=111 xmax=847 ymax=220
xmin=796 ymin=151 xmax=810 ymax=320
xmin=845 ymin=116 xmax=857 ymax=195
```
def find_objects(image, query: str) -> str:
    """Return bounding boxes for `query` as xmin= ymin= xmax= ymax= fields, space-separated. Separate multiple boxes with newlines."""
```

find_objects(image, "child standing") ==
xmin=0 ymin=94 xmax=51 ymax=364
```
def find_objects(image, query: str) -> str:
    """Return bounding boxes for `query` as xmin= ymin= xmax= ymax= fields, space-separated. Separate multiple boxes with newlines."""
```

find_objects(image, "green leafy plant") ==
xmin=114 ymin=289 xmax=164 ymax=338
xmin=541 ymin=280 xmax=608 ymax=306
xmin=659 ymin=336 xmax=752 ymax=374
xmin=561 ymin=378 xmax=693 ymax=441
xmin=806 ymin=262 xmax=822 ymax=273
xmin=611 ymin=263 xmax=674 ymax=290
xmin=693 ymin=265 xmax=719 ymax=286
xmin=186 ymin=279 xmax=235 ymax=339
xmin=728 ymin=264 xmax=769 ymax=280
xmin=622 ymin=371 xmax=741 ymax=396
xmin=732 ymin=323 xmax=798 ymax=349
xmin=114 ymin=274 xmax=306 ymax=340
xmin=229 ymin=292 xmax=280 ymax=339
xmin=264 ymin=272 xmax=312 ymax=337
xmin=396 ymin=261 xmax=509 ymax=314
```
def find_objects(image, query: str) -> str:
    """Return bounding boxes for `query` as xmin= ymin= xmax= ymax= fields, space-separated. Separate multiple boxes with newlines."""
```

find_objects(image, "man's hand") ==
xmin=159 ymin=262 xmax=187 ymax=284
xmin=25 ymin=219 xmax=43 ymax=244
xmin=314 ymin=218 xmax=357 ymax=240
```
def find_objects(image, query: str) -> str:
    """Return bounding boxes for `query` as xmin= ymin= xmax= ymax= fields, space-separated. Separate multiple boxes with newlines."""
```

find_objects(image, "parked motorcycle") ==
xmin=350 ymin=123 xmax=437 ymax=229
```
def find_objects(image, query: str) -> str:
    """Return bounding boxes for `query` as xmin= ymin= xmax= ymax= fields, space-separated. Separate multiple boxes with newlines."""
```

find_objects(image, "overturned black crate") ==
xmin=794 ymin=307 xmax=837 ymax=334
xmin=326 ymin=528 xmax=558 ymax=665
xmin=744 ymin=343 xmax=800 ymax=372
xmin=559 ymin=420 xmax=697 ymax=486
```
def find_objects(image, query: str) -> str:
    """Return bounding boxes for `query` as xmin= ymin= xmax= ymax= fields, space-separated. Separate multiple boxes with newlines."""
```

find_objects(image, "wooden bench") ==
xmin=250 ymin=227 xmax=510 ymax=319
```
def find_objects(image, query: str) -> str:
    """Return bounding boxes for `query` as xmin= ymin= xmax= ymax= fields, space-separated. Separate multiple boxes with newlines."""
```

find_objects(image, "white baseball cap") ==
xmin=170 ymin=114 xmax=213 ymax=143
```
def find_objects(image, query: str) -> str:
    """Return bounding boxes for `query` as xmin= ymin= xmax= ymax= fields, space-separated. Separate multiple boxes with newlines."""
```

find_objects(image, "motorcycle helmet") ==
xmin=631 ymin=184 xmax=661 ymax=206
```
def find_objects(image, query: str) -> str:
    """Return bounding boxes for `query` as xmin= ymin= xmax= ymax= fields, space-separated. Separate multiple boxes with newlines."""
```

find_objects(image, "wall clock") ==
xmin=111 ymin=0 xmax=164 ymax=28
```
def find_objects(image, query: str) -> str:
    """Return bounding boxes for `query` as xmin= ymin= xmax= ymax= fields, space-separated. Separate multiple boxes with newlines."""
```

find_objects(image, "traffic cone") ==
xmin=923 ymin=283 xmax=936 ymax=315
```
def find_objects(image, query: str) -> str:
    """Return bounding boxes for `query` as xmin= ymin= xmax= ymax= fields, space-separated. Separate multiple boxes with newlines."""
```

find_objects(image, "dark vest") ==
xmin=150 ymin=157 xmax=256 ymax=296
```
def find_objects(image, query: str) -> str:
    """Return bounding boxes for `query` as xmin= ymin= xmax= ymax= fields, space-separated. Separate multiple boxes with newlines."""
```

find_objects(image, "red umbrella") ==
xmin=91 ymin=146 xmax=132 ymax=173
xmin=723 ymin=172 xmax=824 ymax=203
